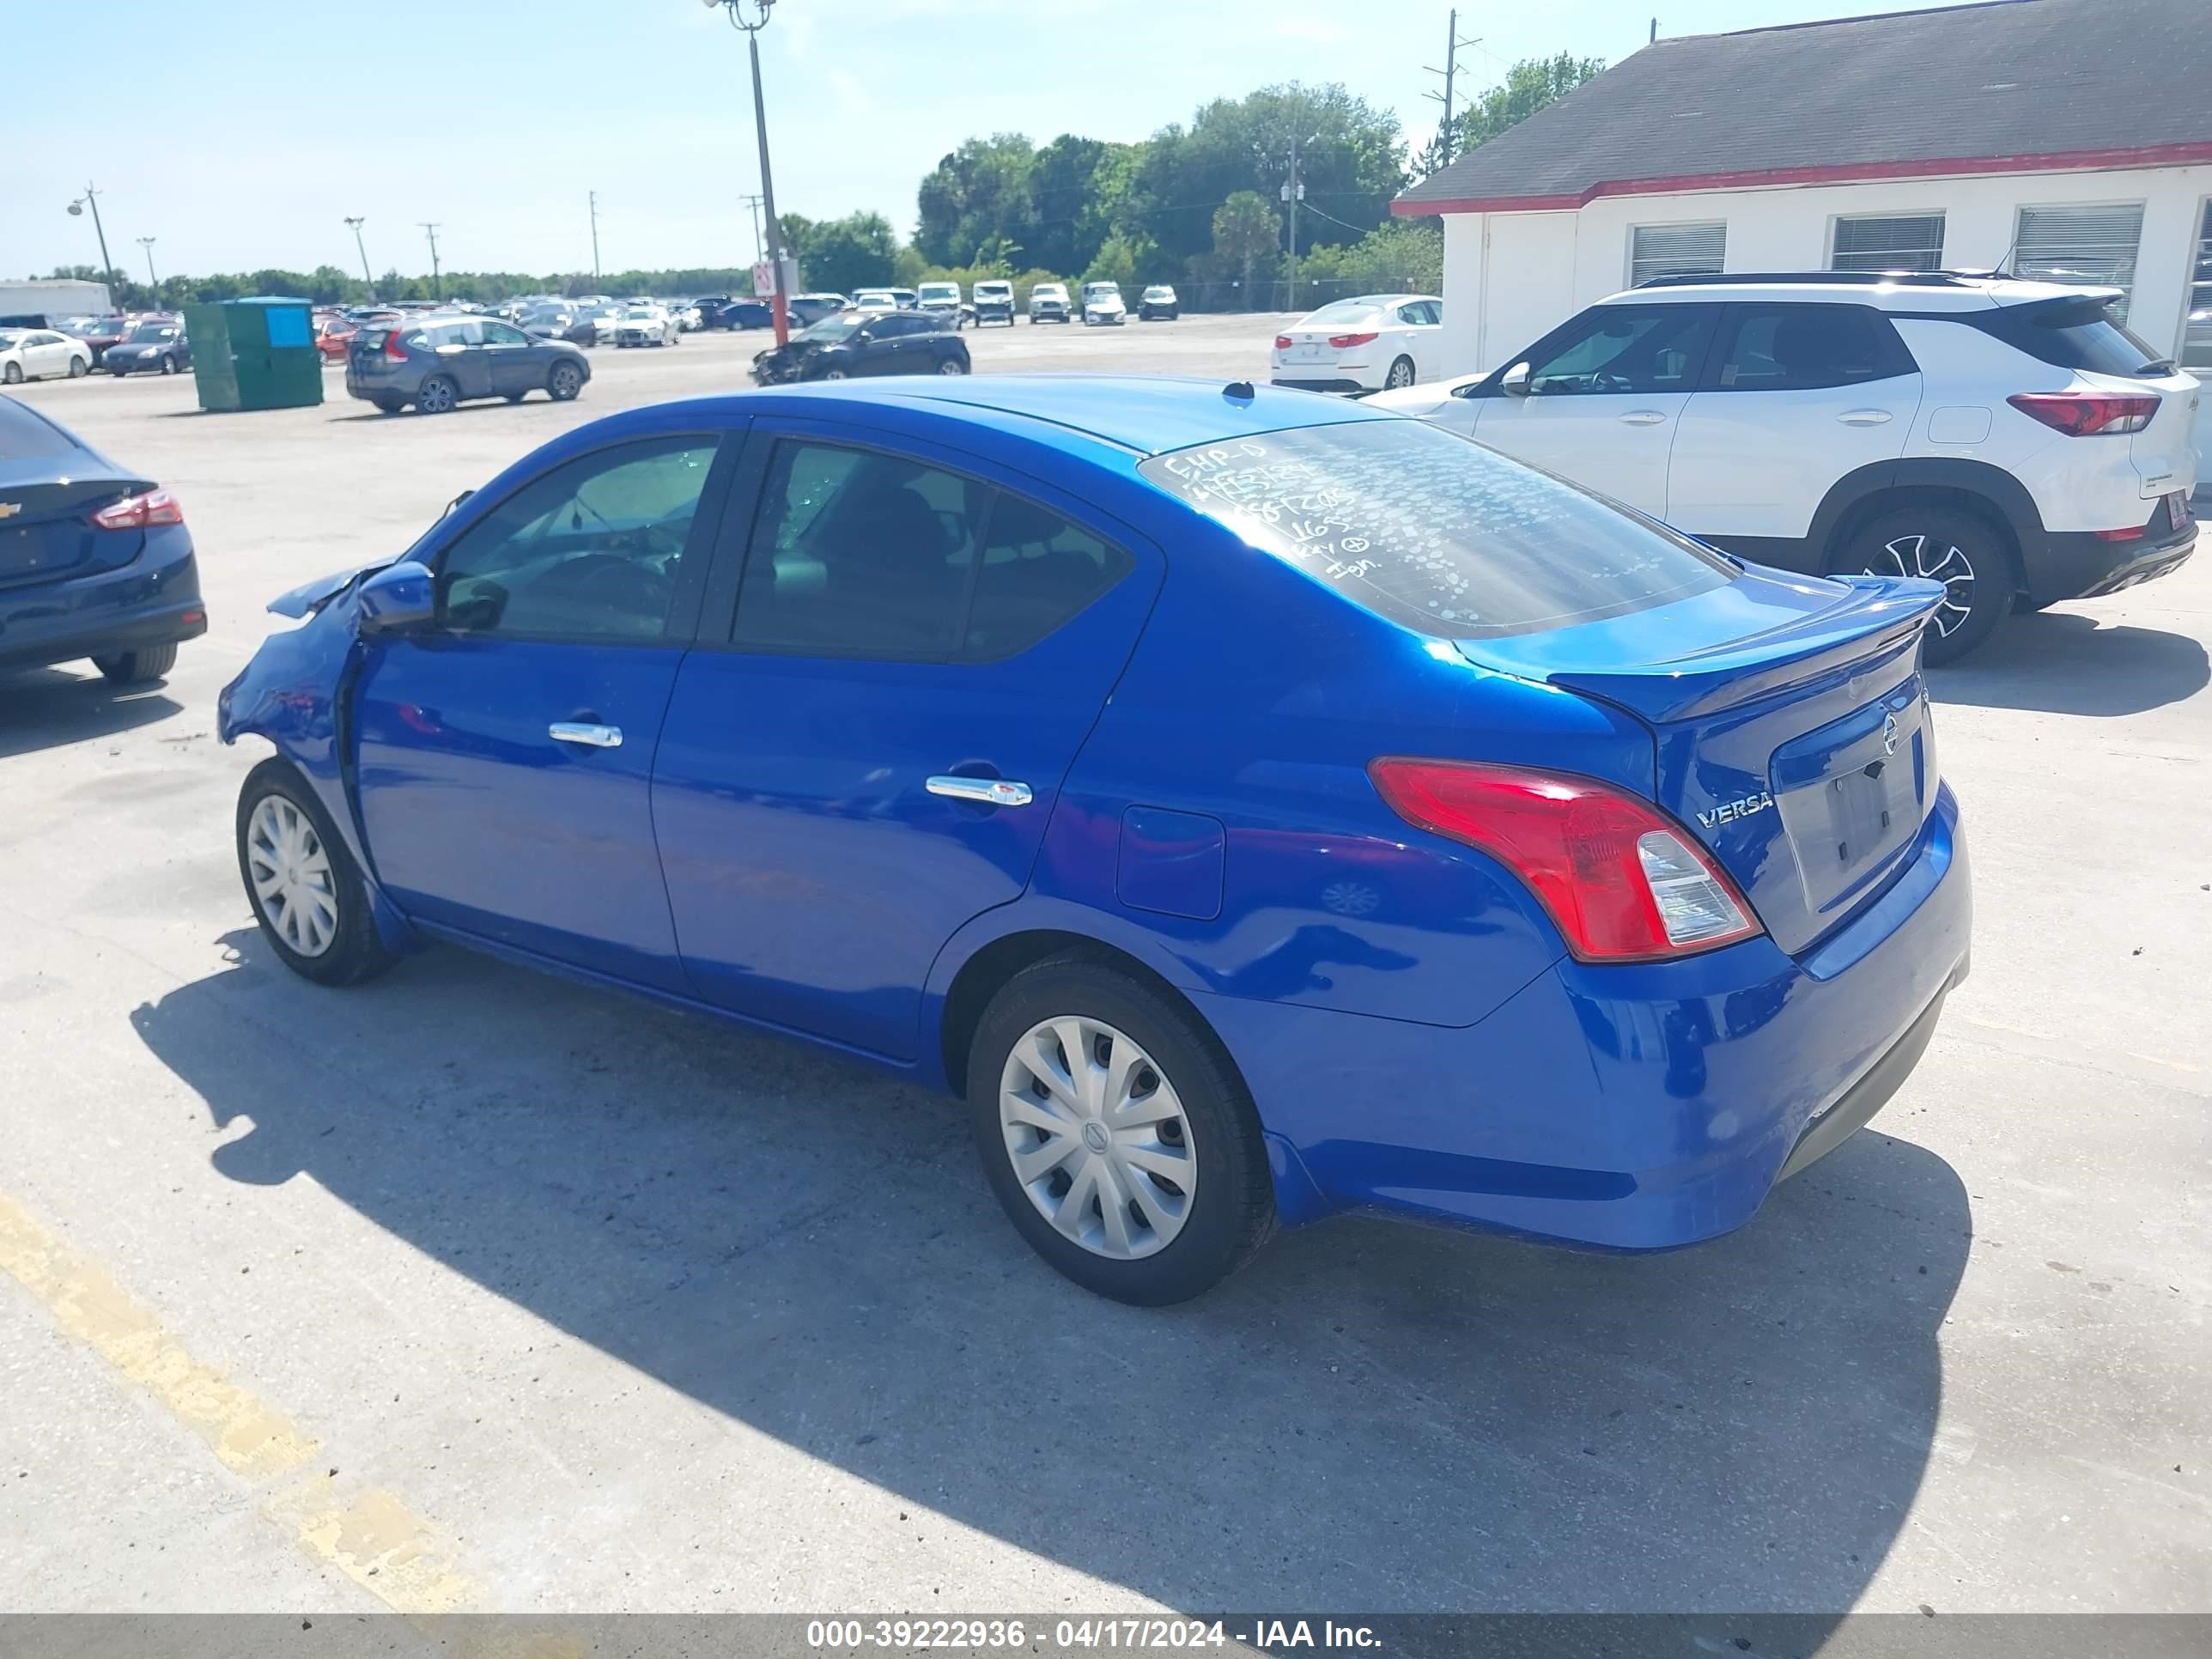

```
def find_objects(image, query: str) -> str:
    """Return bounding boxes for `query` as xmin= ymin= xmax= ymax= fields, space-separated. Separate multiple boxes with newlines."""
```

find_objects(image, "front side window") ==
xmin=1523 ymin=305 xmax=1714 ymax=395
xmin=732 ymin=441 xmax=1130 ymax=661
xmin=481 ymin=320 xmax=530 ymax=345
xmin=435 ymin=436 xmax=719 ymax=641
xmin=2014 ymin=202 xmax=2146 ymax=324
xmin=1138 ymin=420 xmax=1732 ymax=640
xmin=1629 ymin=222 xmax=1725 ymax=286
xmin=1711 ymin=303 xmax=1912 ymax=391
xmin=1830 ymin=212 xmax=1946 ymax=273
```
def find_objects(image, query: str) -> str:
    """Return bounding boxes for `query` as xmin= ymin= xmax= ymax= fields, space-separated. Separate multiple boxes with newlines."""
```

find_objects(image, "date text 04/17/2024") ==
xmin=802 ymin=1619 xmax=1383 ymax=1650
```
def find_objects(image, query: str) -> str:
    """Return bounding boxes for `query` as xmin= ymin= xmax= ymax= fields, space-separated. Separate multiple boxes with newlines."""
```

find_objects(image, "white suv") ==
xmin=1370 ymin=271 xmax=2199 ymax=662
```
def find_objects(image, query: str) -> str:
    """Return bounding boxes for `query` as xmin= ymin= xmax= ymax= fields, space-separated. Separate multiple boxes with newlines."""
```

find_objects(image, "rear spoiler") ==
xmin=1468 ymin=576 xmax=1945 ymax=724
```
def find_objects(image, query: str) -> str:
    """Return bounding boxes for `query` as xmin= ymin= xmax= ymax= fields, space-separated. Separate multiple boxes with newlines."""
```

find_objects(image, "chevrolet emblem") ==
xmin=0 ymin=502 xmax=21 ymax=520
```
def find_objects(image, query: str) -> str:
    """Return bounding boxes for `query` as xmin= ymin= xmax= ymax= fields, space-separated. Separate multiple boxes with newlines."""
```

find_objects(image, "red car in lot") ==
xmin=313 ymin=315 xmax=358 ymax=362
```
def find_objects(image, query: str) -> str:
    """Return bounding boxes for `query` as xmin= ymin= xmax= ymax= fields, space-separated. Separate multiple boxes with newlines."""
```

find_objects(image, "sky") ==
xmin=2 ymin=0 xmax=1948 ymax=283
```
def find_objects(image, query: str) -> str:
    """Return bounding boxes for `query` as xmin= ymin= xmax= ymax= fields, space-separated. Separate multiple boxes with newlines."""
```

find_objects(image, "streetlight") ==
xmin=66 ymin=183 xmax=118 ymax=295
xmin=702 ymin=0 xmax=793 ymax=346
xmin=137 ymin=237 xmax=158 ymax=292
xmin=344 ymin=216 xmax=374 ymax=300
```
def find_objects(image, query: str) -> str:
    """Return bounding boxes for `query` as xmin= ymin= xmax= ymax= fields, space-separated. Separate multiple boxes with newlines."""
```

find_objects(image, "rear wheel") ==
xmin=2 ymin=363 xmax=20 ymax=385
xmin=160 ymin=355 xmax=178 ymax=375
xmin=415 ymin=374 xmax=458 ymax=414
xmin=1837 ymin=505 xmax=2013 ymax=665
xmin=1383 ymin=356 xmax=1415 ymax=391
xmin=937 ymin=355 xmax=967 ymax=375
xmin=234 ymin=759 xmax=396 ymax=988
xmin=68 ymin=356 xmax=87 ymax=378
xmin=547 ymin=360 xmax=583 ymax=401
xmin=91 ymin=643 xmax=178 ymax=684
xmin=968 ymin=957 xmax=1275 ymax=1304
xmin=821 ymin=368 xmax=848 ymax=380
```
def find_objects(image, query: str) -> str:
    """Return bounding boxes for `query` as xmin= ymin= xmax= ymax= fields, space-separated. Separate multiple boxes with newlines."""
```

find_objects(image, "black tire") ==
xmin=235 ymin=759 xmax=397 ymax=988
xmin=415 ymin=374 xmax=458 ymax=414
xmin=160 ymin=354 xmax=178 ymax=375
xmin=547 ymin=361 xmax=582 ymax=401
xmin=1383 ymin=356 xmax=1415 ymax=391
xmin=1835 ymin=505 xmax=2014 ymax=665
xmin=2 ymin=362 xmax=20 ymax=384
xmin=968 ymin=957 xmax=1275 ymax=1304
xmin=936 ymin=355 xmax=968 ymax=375
xmin=91 ymin=642 xmax=179 ymax=684
xmin=68 ymin=356 xmax=87 ymax=378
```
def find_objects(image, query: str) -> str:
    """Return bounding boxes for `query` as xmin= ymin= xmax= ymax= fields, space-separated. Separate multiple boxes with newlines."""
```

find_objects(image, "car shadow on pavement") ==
xmin=1932 ymin=611 xmax=2209 ymax=717
xmin=135 ymin=930 xmax=1971 ymax=1615
xmin=0 ymin=668 xmax=183 ymax=760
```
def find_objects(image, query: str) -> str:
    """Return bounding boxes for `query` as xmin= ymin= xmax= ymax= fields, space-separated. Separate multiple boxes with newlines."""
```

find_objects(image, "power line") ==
xmin=1423 ymin=9 xmax=1484 ymax=165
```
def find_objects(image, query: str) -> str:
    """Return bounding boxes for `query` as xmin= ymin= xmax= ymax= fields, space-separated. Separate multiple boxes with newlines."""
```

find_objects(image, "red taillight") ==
xmin=1327 ymin=331 xmax=1379 ymax=349
xmin=1273 ymin=335 xmax=1293 ymax=350
xmin=383 ymin=331 xmax=410 ymax=362
xmin=2007 ymin=391 xmax=2159 ymax=436
xmin=2092 ymin=523 xmax=2146 ymax=543
xmin=1369 ymin=759 xmax=1761 ymax=963
xmin=89 ymin=488 xmax=184 ymax=531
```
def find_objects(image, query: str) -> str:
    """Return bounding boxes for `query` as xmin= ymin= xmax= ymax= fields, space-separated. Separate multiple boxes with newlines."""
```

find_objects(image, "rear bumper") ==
xmin=1271 ymin=374 xmax=1376 ymax=395
xmin=0 ymin=527 xmax=205 ymax=672
xmin=2028 ymin=519 xmax=2196 ymax=604
xmin=1204 ymin=783 xmax=1971 ymax=1246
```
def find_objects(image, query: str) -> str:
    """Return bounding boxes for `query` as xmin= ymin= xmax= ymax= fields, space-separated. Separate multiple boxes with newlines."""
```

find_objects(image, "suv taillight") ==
xmin=2007 ymin=391 xmax=2159 ymax=435
xmin=90 ymin=488 xmax=184 ymax=531
xmin=1369 ymin=759 xmax=1761 ymax=962
xmin=384 ymin=331 xmax=411 ymax=362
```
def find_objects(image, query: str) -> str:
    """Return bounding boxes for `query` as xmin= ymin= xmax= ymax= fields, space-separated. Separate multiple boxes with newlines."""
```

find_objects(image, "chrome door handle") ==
xmin=549 ymin=721 xmax=623 ymax=748
xmin=927 ymin=775 xmax=1033 ymax=806
xmin=1618 ymin=410 xmax=1668 ymax=425
xmin=1838 ymin=409 xmax=1893 ymax=425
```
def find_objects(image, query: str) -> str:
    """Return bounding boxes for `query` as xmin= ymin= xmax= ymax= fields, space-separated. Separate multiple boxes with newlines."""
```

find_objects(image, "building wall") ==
xmin=1436 ymin=163 xmax=2212 ymax=463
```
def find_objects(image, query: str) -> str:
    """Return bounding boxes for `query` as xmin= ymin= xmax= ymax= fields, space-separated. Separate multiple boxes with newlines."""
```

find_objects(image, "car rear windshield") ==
xmin=1980 ymin=296 xmax=2169 ymax=375
xmin=1302 ymin=301 xmax=1382 ymax=326
xmin=0 ymin=394 xmax=81 ymax=461
xmin=1138 ymin=419 xmax=1735 ymax=640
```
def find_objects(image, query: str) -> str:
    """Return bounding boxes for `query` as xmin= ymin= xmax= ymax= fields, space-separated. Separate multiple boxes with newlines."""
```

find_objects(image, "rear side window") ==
xmin=1710 ymin=303 xmax=1915 ymax=390
xmin=1975 ymin=297 xmax=2167 ymax=375
xmin=1139 ymin=420 xmax=1733 ymax=640
xmin=0 ymin=395 xmax=80 ymax=461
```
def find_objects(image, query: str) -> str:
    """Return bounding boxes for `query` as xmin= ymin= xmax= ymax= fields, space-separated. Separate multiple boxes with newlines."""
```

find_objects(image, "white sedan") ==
xmin=613 ymin=306 xmax=680 ymax=348
xmin=1268 ymin=294 xmax=1443 ymax=394
xmin=0 ymin=328 xmax=94 ymax=384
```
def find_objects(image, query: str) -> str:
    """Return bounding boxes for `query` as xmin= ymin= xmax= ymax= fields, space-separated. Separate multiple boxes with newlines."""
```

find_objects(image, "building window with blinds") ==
xmin=1629 ymin=222 xmax=1726 ymax=287
xmin=2012 ymin=203 xmax=2146 ymax=323
xmin=2182 ymin=199 xmax=2212 ymax=377
xmin=1831 ymin=212 xmax=1947 ymax=272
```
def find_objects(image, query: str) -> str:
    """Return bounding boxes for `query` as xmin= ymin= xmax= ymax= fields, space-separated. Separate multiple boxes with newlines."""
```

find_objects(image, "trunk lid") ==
xmin=0 ymin=465 xmax=148 ymax=589
xmin=1461 ymin=568 xmax=1947 ymax=954
xmin=2074 ymin=365 xmax=2203 ymax=497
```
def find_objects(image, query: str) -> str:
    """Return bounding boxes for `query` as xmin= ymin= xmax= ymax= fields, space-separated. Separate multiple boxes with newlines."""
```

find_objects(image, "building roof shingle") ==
xmin=1395 ymin=0 xmax=2212 ymax=215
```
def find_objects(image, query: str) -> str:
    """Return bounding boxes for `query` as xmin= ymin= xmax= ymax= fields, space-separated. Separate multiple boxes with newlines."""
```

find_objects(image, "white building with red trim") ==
xmin=1394 ymin=0 xmax=2212 ymax=456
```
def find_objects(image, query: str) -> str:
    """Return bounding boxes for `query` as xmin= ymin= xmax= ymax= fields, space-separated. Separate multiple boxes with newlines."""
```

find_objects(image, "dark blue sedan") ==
xmin=216 ymin=378 xmax=1971 ymax=1304
xmin=0 ymin=393 xmax=205 ymax=684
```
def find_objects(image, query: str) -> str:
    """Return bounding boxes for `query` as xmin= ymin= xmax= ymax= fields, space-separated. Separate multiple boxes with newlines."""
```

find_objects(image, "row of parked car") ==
xmin=0 ymin=313 xmax=193 ymax=381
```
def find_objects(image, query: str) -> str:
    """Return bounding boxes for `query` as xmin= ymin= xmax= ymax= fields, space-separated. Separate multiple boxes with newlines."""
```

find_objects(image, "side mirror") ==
xmin=357 ymin=561 xmax=435 ymax=635
xmin=1501 ymin=361 xmax=1534 ymax=397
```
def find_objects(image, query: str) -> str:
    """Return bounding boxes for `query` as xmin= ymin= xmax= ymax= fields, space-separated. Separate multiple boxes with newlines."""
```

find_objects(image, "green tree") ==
xmin=1210 ymin=191 xmax=1281 ymax=310
xmin=802 ymin=211 xmax=900 ymax=295
xmin=1412 ymin=52 xmax=1606 ymax=179
xmin=915 ymin=134 xmax=1036 ymax=267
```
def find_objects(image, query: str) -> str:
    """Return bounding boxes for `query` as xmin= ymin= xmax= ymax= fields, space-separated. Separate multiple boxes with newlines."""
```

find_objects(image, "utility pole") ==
xmin=588 ymin=191 xmax=602 ymax=281
xmin=66 ymin=183 xmax=118 ymax=295
xmin=345 ymin=216 xmax=374 ymax=299
xmin=1423 ymin=10 xmax=1483 ymax=167
xmin=741 ymin=192 xmax=766 ymax=265
xmin=1279 ymin=134 xmax=1310 ymax=313
xmin=136 ymin=237 xmax=158 ymax=290
xmin=708 ymin=0 xmax=792 ymax=345
xmin=419 ymin=222 xmax=443 ymax=301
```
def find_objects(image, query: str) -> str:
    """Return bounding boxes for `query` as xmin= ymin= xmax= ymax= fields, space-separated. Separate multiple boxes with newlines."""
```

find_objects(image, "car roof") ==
xmin=1595 ymin=273 xmax=2120 ymax=313
xmin=748 ymin=374 xmax=1396 ymax=455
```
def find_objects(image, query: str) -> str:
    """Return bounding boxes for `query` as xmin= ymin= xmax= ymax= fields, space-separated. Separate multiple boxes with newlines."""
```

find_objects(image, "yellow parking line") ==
xmin=0 ymin=1189 xmax=483 ymax=1615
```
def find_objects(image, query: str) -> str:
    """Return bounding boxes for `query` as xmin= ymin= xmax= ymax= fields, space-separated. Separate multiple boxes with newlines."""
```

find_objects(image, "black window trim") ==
xmin=417 ymin=426 xmax=743 ymax=648
xmin=698 ymin=422 xmax=1139 ymax=668
xmin=1692 ymin=299 xmax=1919 ymax=393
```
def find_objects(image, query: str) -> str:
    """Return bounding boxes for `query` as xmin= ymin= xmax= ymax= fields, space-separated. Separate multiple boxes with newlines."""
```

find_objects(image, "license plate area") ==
xmin=2166 ymin=490 xmax=2193 ymax=531
xmin=1771 ymin=681 xmax=1931 ymax=915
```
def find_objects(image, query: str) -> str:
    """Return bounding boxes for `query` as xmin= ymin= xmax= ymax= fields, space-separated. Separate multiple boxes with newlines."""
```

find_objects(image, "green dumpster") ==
xmin=185 ymin=297 xmax=324 ymax=412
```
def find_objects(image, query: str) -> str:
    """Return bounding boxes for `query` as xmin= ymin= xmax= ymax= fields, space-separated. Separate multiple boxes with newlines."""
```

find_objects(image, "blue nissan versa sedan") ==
xmin=217 ymin=377 xmax=1971 ymax=1304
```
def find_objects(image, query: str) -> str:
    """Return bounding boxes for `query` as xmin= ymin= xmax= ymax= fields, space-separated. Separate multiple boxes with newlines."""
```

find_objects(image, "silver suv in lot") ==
xmin=346 ymin=314 xmax=591 ymax=415
xmin=1373 ymin=270 xmax=2199 ymax=662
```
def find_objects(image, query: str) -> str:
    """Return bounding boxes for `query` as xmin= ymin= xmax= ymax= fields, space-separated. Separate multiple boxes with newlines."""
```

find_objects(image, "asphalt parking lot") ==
xmin=2 ymin=316 xmax=2207 ymax=1619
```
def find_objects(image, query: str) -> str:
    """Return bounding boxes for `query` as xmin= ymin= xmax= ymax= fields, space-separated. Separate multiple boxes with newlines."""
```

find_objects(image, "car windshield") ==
xmin=129 ymin=325 xmax=177 ymax=342
xmin=918 ymin=285 xmax=958 ymax=301
xmin=1036 ymin=287 xmax=1066 ymax=298
xmin=625 ymin=307 xmax=657 ymax=319
xmin=1145 ymin=288 xmax=1173 ymax=301
xmin=1138 ymin=418 xmax=1735 ymax=640
xmin=801 ymin=317 xmax=863 ymax=343
xmin=1085 ymin=284 xmax=1119 ymax=298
